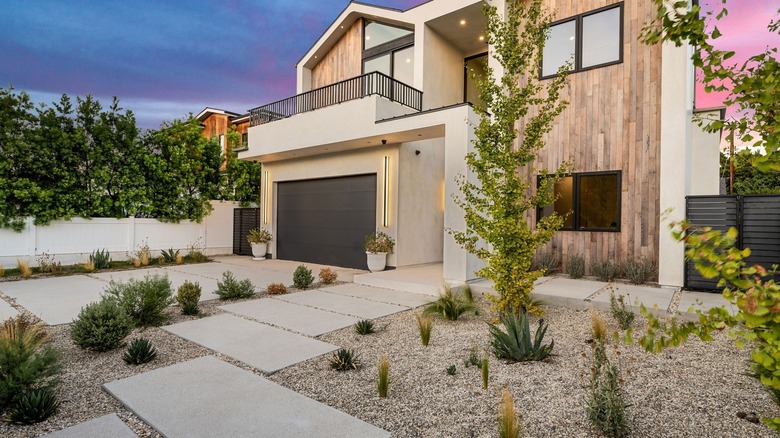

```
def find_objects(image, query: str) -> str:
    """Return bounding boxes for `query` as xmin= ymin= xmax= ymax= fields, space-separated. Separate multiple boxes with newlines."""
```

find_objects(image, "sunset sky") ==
xmin=1 ymin=0 xmax=776 ymax=129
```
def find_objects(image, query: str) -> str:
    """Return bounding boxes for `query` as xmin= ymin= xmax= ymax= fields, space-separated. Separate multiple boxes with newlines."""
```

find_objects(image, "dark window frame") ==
xmin=241 ymin=133 xmax=248 ymax=146
xmin=540 ymin=2 xmax=624 ymax=80
xmin=536 ymin=170 xmax=622 ymax=232
xmin=463 ymin=52 xmax=489 ymax=105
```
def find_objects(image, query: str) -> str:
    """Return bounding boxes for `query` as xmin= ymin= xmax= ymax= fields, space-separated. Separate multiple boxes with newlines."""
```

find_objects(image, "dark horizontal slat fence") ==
xmin=685 ymin=195 xmax=780 ymax=291
xmin=233 ymin=208 xmax=261 ymax=256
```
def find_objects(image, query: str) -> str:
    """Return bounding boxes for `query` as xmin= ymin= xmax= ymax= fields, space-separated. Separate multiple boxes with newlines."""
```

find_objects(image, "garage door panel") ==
xmin=277 ymin=175 xmax=377 ymax=269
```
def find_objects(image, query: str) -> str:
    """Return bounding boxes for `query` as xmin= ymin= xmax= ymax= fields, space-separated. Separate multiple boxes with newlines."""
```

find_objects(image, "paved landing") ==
xmin=532 ymin=277 xmax=607 ymax=309
xmin=677 ymin=290 xmax=737 ymax=321
xmin=0 ymin=276 xmax=107 ymax=325
xmin=104 ymin=356 xmax=389 ymax=438
xmin=220 ymin=298 xmax=360 ymax=337
xmin=0 ymin=298 xmax=18 ymax=321
xmin=275 ymin=290 xmax=407 ymax=319
xmin=321 ymin=283 xmax=433 ymax=308
xmin=162 ymin=314 xmax=337 ymax=374
xmin=43 ymin=414 xmax=136 ymax=438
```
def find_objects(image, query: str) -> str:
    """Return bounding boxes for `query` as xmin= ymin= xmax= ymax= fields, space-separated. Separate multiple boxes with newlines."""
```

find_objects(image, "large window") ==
xmin=541 ymin=3 xmax=623 ymax=78
xmin=464 ymin=53 xmax=488 ymax=110
xmin=362 ymin=20 xmax=415 ymax=85
xmin=537 ymin=171 xmax=621 ymax=231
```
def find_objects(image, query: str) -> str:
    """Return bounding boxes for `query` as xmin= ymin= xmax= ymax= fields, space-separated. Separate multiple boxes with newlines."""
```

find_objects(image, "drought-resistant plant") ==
xmin=416 ymin=314 xmax=433 ymax=347
xmin=422 ymin=286 xmax=478 ymax=321
xmin=185 ymin=239 xmax=209 ymax=263
xmin=81 ymin=259 xmax=95 ymax=273
xmin=293 ymin=265 xmax=314 ymax=289
xmin=489 ymin=311 xmax=554 ymax=362
xmin=482 ymin=356 xmax=489 ymax=391
xmin=498 ymin=388 xmax=522 ymax=438
xmin=36 ymin=253 xmax=61 ymax=274
xmin=591 ymin=260 xmax=618 ymax=282
xmin=135 ymin=242 xmax=151 ymax=266
xmin=0 ymin=266 xmax=4 ymax=277
xmin=609 ymin=291 xmax=635 ymax=330
xmin=246 ymin=228 xmax=272 ymax=244
xmin=266 ymin=282 xmax=288 ymax=295
xmin=161 ymin=248 xmax=180 ymax=263
xmin=6 ymin=387 xmax=60 ymax=424
xmin=215 ymin=271 xmax=255 ymax=299
xmin=566 ymin=254 xmax=585 ymax=279
xmin=318 ymin=267 xmax=338 ymax=285
xmin=535 ymin=250 xmax=560 ymax=274
xmin=70 ymin=298 xmax=133 ymax=351
xmin=133 ymin=258 xmax=141 ymax=268
xmin=377 ymin=355 xmax=389 ymax=398
xmin=89 ymin=248 xmax=112 ymax=270
xmin=103 ymin=274 xmax=175 ymax=327
xmin=123 ymin=338 xmax=158 ymax=365
xmin=364 ymin=231 xmax=395 ymax=254
xmin=329 ymin=348 xmax=360 ymax=371
xmin=0 ymin=315 xmax=61 ymax=410
xmin=175 ymin=253 xmax=183 ymax=264
xmin=446 ymin=365 xmax=457 ymax=376
xmin=17 ymin=259 xmax=32 ymax=279
xmin=587 ymin=314 xmax=629 ymax=438
xmin=620 ymin=258 xmax=657 ymax=285
xmin=354 ymin=319 xmax=375 ymax=335
xmin=176 ymin=281 xmax=201 ymax=315
xmin=465 ymin=345 xmax=480 ymax=368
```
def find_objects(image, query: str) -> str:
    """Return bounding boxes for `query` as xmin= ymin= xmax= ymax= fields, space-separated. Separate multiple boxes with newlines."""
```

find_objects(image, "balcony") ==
xmin=249 ymin=72 xmax=423 ymax=127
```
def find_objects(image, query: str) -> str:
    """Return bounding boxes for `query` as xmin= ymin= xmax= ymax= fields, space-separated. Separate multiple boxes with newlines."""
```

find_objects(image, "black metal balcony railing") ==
xmin=249 ymin=71 xmax=423 ymax=127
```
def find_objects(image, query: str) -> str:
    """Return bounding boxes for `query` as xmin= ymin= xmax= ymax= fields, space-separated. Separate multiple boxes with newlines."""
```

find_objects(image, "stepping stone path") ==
xmin=0 ymin=298 xmax=18 ymax=321
xmin=275 ymin=290 xmax=408 ymax=319
xmin=321 ymin=283 xmax=434 ymax=308
xmin=220 ymin=298 xmax=360 ymax=337
xmin=104 ymin=356 xmax=390 ymax=438
xmin=0 ymin=276 xmax=107 ymax=325
xmin=42 ymin=414 xmax=136 ymax=438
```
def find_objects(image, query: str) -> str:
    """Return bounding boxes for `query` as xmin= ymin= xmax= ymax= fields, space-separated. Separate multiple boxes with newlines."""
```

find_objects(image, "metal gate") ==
xmin=685 ymin=195 xmax=780 ymax=291
xmin=233 ymin=208 xmax=261 ymax=256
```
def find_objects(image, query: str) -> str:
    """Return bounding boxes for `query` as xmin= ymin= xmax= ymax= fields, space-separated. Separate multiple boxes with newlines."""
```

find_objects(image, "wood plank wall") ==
xmin=311 ymin=19 xmax=363 ymax=89
xmin=201 ymin=114 xmax=229 ymax=139
xmin=524 ymin=0 xmax=662 ymax=273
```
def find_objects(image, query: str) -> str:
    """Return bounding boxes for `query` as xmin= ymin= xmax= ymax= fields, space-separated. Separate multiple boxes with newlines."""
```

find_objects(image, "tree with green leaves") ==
xmin=721 ymin=150 xmax=780 ymax=195
xmin=218 ymin=126 xmax=261 ymax=206
xmin=636 ymin=2 xmax=780 ymax=431
xmin=451 ymin=0 xmax=570 ymax=316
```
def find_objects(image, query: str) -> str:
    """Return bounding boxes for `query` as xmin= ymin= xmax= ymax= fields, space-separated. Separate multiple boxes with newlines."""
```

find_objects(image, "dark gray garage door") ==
xmin=277 ymin=174 xmax=377 ymax=269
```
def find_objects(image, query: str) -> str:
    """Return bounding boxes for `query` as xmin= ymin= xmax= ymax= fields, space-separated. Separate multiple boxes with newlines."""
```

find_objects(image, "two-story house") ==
xmin=239 ymin=0 xmax=722 ymax=288
xmin=197 ymin=107 xmax=250 ymax=158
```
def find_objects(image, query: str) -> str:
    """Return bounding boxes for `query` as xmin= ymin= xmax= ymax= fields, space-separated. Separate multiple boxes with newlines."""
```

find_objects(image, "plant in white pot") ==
xmin=247 ymin=228 xmax=272 ymax=260
xmin=364 ymin=231 xmax=395 ymax=272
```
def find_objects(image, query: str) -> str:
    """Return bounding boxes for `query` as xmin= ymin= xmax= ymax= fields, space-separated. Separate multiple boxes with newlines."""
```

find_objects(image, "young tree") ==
xmin=218 ymin=126 xmax=261 ymax=206
xmin=451 ymin=0 xmax=570 ymax=315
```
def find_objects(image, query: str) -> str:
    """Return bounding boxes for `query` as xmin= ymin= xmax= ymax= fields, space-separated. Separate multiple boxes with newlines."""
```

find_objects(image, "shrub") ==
xmin=70 ymin=299 xmax=133 ymax=352
xmin=566 ymin=254 xmax=585 ymax=279
xmin=175 ymin=254 xmax=183 ymax=264
xmin=161 ymin=248 xmax=180 ymax=263
xmin=446 ymin=365 xmax=457 ymax=376
xmin=103 ymin=274 xmax=175 ymax=327
xmin=123 ymin=338 xmax=158 ymax=365
xmin=377 ymin=355 xmax=389 ymax=398
xmin=329 ymin=348 xmax=360 ymax=371
xmin=416 ymin=314 xmax=433 ymax=347
xmin=498 ymin=388 xmax=522 ymax=438
xmin=489 ymin=311 xmax=554 ymax=362
xmin=620 ymin=258 xmax=657 ymax=285
xmin=186 ymin=251 xmax=208 ymax=263
xmin=266 ymin=282 xmax=288 ymax=295
xmin=37 ymin=253 xmax=61 ymax=274
xmin=364 ymin=231 xmax=395 ymax=253
xmin=0 ymin=316 xmax=61 ymax=409
xmin=6 ymin=387 xmax=59 ymax=424
xmin=591 ymin=259 xmax=618 ymax=282
xmin=319 ymin=268 xmax=338 ymax=285
xmin=215 ymin=271 xmax=255 ymax=300
xmin=177 ymin=281 xmax=201 ymax=316
xmin=481 ymin=356 xmax=489 ymax=390
xmin=354 ymin=319 xmax=375 ymax=335
xmin=89 ymin=249 xmax=112 ymax=270
xmin=293 ymin=265 xmax=314 ymax=289
xmin=422 ymin=286 xmax=478 ymax=321
xmin=609 ymin=291 xmax=635 ymax=330
xmin=586 ymin=314 xmax=629 ymax=438
xmin=17 ymin=259 xmax=32 ymax=279
xmin=535 ymin=249 xmax=560 ymax=274
xmin=81 ymin=259 xmax=95 ymax=273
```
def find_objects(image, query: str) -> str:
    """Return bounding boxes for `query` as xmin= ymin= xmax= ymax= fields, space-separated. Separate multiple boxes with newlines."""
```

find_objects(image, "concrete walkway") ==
xmin=42 ymin=414 xmax=136 ymax=438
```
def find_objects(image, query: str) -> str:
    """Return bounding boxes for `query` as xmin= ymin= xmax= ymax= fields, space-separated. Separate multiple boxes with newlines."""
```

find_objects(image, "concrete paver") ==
xmin=275 ymin=290 xmax=407 ymax=319
xmin=0 ymin=276 xmax=107 ymax=325
xmin=163 ymin=314 xmax=337 ymax=374
xmin=42 ymin=414 xmax=136 ymax=438
xmin=220 ymin=298 xmax=360 ymax=336
xmin=91 ymin=267 xmax=222 ymax=301
xmin=353 ymin=263 xmax=445 ymax=295
xmin=167 ymin=262 xmax=289 ymax=291
xmin=677 ymin=290 xmax=737 ymax=321
xmin=531 ymin=277 xmax=607 ymax=309
xmin=213 ymin=256 xmax=366 ymax=282
xmin=321 ymin=283 xmax=434 ymax=308
xmin=104 ymin=356 xmax=389 ymax=438
xmin=0 ymin=298 xmax=18 ymax=321
xmin=590 ymin=283 xmax=675 ymax=315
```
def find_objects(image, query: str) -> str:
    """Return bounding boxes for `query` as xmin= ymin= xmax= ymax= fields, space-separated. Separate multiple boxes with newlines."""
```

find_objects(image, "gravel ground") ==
xmin=2 ymin=289 xmax=777 ymax=438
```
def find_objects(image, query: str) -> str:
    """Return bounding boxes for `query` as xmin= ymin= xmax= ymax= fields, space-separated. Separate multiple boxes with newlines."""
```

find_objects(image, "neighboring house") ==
xmin=239 ymin=0 xmax=722 ymax=288
xmin=197 ymin=107 xmax=250 ymax=157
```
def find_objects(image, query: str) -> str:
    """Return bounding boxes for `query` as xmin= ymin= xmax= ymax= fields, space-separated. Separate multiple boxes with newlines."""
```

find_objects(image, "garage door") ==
xmin=277 ymin=174 xmax=377 ymax=269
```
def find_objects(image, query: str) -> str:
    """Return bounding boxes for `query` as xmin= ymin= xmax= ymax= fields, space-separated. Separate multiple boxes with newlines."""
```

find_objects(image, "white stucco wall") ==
xmin=421 ymin=25 xmax=466 ymax=110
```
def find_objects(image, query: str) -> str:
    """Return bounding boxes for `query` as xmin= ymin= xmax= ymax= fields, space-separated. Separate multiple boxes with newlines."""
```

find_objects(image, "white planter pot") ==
xmin=251 ymin=243 xmax=268 ymax=260
xmin=366 ymin=252 xmax=388 ymax=272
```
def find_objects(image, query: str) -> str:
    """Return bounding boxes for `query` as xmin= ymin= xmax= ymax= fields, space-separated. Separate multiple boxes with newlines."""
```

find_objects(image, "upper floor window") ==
xmin=464 ymin=53 xmax=488 ymax=110
xmin=364 ymin=21 xmax=413 ymax=50
xmin=362 ymin=20 xmax=415 ymax=85
xmin=241 ymin=133 xmax=248 ymax=146
xmin=541 ymin=3 xmax=623 ymax=78
xmin=537 ymin=171 xmax=622 ymax=232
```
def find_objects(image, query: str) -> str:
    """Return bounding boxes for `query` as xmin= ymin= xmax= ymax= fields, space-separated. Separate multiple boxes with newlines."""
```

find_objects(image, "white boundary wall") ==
xmin=0 ymin=201 xmax=239 ymax=269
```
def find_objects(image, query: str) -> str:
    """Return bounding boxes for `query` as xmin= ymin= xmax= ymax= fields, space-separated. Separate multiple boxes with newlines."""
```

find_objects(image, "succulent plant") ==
xmin=123 ymin=338 xmax=158 ymax=365
xmin=329 ymin=348 xmax=360 ymax=371
xmin=489 ymin=310 xmax=554 ymax=362
xmin=354 ymin=319 xmax=376 ymax=335
xmin=7 ymin=388 xmax=60 ymax=424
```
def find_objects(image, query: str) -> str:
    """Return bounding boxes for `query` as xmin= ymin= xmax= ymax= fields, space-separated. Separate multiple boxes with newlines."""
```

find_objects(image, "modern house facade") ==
xmin=197 ymin=107 xmax=250 ymax=157
xmin=239 ymin=0 xmax=722 ymax=288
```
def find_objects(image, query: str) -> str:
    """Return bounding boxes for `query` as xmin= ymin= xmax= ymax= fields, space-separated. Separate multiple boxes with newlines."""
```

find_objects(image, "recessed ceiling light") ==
xmin=569 ymin=36 xmax=575 ymax=41
xmin=366 ymin=36 xmax=371 ymax=40
xmin=406 ymin=58 xmax=411 ymax=63
xmin=460 ymin=19 xmax=466 ymax=26
xmin=479 ymin=35 xmax=485 ymax=41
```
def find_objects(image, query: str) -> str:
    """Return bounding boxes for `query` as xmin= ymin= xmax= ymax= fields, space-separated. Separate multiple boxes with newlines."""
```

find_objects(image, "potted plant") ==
xmin=364 ymin=231 xmax=395 ymax=272
xmin=247 ymin=228 xmax=272 ymax=260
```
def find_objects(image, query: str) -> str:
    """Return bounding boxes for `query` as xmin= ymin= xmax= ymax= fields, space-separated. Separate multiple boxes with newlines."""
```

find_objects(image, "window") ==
xmin=241 ymin=133 xmax=248 ymax=146
xmin=218 ymin=134 xmax=225 ymax=150
xmin=541 ymin=3 xmax=623 ymax=78
xmin=364 ymin=21 xmax=412 ymax=50
xmin=464 ymin=53 xmax=488 ymax=110
xmin=362 ymin=20 xmax=414 ymax=85
xmin=537 ymin=171 xmax=621 ymax=231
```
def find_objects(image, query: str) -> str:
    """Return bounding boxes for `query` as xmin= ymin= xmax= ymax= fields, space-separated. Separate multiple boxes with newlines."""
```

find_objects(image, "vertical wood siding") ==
xmin=311 ymin=19 xmax=363 ymax=89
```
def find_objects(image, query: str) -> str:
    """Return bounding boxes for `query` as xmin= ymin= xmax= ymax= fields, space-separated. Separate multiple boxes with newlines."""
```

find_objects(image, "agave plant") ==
xmin=329 ymin=348 xmax=360 ymax=371
xmin=422 ymin=286 xmax=478 ymax=321
xmin=489 ymin=310 xmax=554 ymax=362
xmin=89 ymin=248 xmax=112 ymax=270
xmin=6 ymin=388 xmax=60 ymax=424
xmin=161 ymin=248 xmax=180 ymax=263
xmin=354 ymin=319 xmax=376 ymax=335
xmin=123 ymin=338 xmax=158 ymax=365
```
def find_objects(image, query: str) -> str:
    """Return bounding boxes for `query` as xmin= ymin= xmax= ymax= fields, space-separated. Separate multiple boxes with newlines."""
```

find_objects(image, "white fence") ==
xmin=0 ymin=201 xmax=239 ymax=269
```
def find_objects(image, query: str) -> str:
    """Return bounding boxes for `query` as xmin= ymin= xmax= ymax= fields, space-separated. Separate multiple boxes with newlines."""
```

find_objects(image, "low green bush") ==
xmin=591 ymin=260 xmax=618 ymax=282
xmin=609 ymin=291 xmax=635 ymax=330
xmin=620 ymin=258 xmax=657 ymax=285
xmin=423 ymin=286 xmax=478 ymax=321
xmin=215 ymin=271 xmax=255 ymax=299
xmin=293 ymin=265 xmax=314 ymax=289
xmin=70 ymin=299 xmax=133 ymax=352
xmin=566 ymin=254 xmax=585 ymax=279
xmin=103 ymin=274 xmax=175 ymax=327
xmin=535 ymin=250 xmax=560 ymax=274
xmin=176 ymin=281 xmax=201 ymax=315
